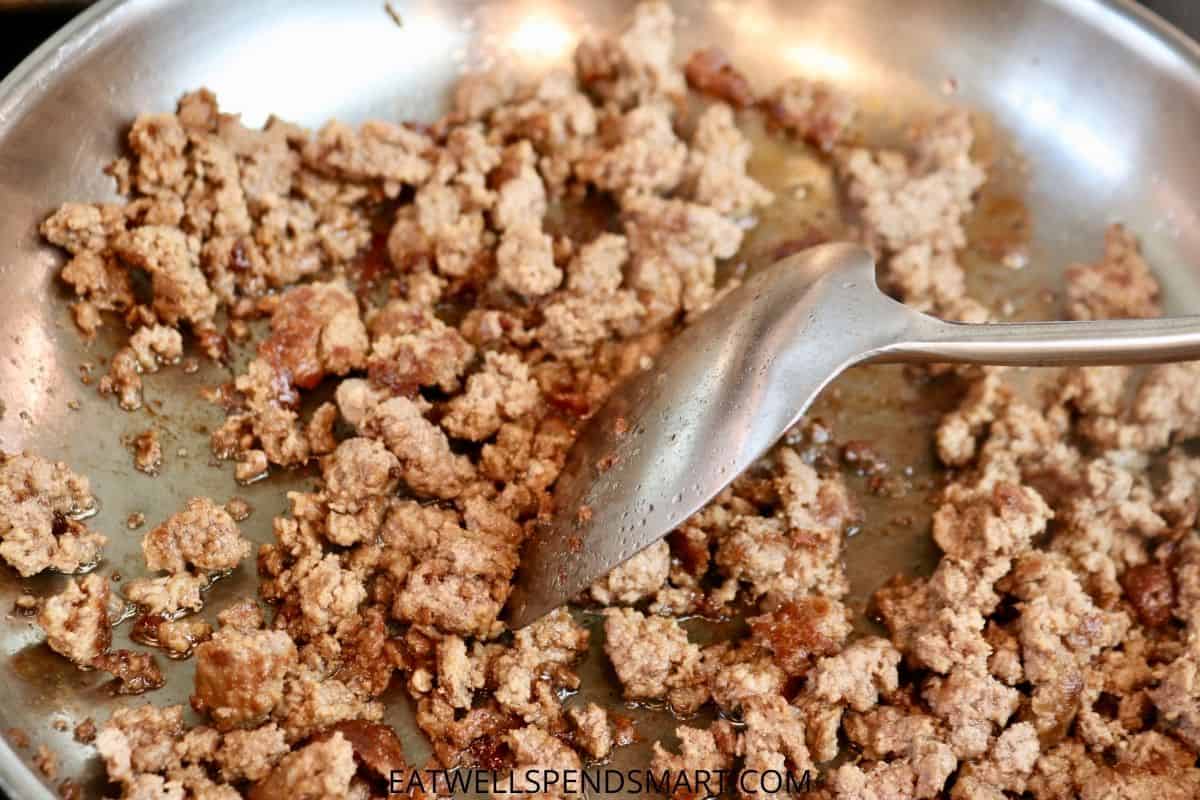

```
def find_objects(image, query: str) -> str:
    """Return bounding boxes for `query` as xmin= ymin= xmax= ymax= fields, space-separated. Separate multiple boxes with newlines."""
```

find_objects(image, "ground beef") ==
xmin=622 ymin=192 xmax=744 ymax=324
xmin=94 ymin=705 xmax=186 ymax=785
xmin=155 ymin=617 xmax=213 ymax=656
xmin=398 ymin=182 xmax=487 ymax=279
xmin=748 ymin=595 xmax=851 ymax=676
xmin=249 ymin=731 xmax=356 ymax=799
xmin=578 ymin=103 xmax=687 ymax=198
xmin=603 ymin=608 xmax=704 ymax=712
xmin=0 ymin=452 xmax=104 ymax=577
xmin=1064 ymin=224 xmax=1161 ymax=321
xmin=220 ymin=282 xmax=368 ymax=470
xmin=142 ymin=496 xmax=250 ymax=575
xmin=1088 ymin=362 xmax=1200 ymax=451
xmin=650 ymin=723 xmax=736 ymax=797
xmin=568 ymin=703 xmax=613 ymax=760
xmin=953 ymin=722 xmax=1039 ymax=798
xmin=492 ymin=141 xmax=546 ymax=232
xmin=35 ymin=3 xmax=1199 ymax=796
xmin=488 ymin=608 xmax=589 ymax=725
xmin=113 ymin=225 xmax=218 ymax=329
xmin=43 ymin=206 xmax=136 ymax=336
xmin=504 ymin=724 xmax=583 ymax=798
xmin=684 ymin=47 xmax=755 ymax=108
xmin=839 ymin=110 xmax=985 ymax=317
xmin=575 ymin=1 xmax=685 ymax=107
xmin=304 ymin=119 xmax=432 ymax=193
xmin=715 ymin=448 xmax=854 ymax=607
xmin=191 ymin=628 xmax=298 ymax=730
xmin=441 ymin=352 xmax=541 ymax=442
xmin=705 ymin=642 xmax=786 ymax=713
xmin=92 ymin=649 xmax=166 ymax=695
xmin=365 ymin=299 xmax=475 ymax=396
xmin=738 ymin=694 xmax=814 ymax=796
xmin=74 ymin=718 xmax=97 ymax=745
xmin=322 ymin=437 xmax=398 ymax=517
xmin=808 ymin=637 xmax=901 ymax=712
xmin=274 ymin=669 xmax=383 ymax=743
xmin=365 ymin=397 xmax=477 ymax=500
xmin=496 ymin=223 xmax=562 ymax=298
xmin=381 ymin=498 xmax=520 ymax=639
xmin=761 ymin=76 xmax=857 ymax=152
xmin=122 ymin=572 xmax=207 ymax=615
xmin=98 ymin=346 xmax=146 ymax=411
xmin=131 ymin=429 xmax=163 ymax=475
xmin=129 ymin=324 xmax=183 ymax=371
xmin=37 ymin=574 xmax=111 ymax=666
xmin=684 ymin=103 xmax=774 ymax=217
xmin=215 ymin=723 xmax=289 ymax=783
xmin=292 ymin=553 xmax=367 ymax=638
xmin=216 ymin=599 xmax=265 ymax=631
xmin=536 ymin=291 xmax=645 ymax=364
xmin=589 ymin=539 xmax=670 ymax=605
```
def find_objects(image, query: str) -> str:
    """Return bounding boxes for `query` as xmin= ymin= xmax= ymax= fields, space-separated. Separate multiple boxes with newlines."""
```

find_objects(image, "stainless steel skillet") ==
xmin=3 ymin=0 xmax=1200 ymax=796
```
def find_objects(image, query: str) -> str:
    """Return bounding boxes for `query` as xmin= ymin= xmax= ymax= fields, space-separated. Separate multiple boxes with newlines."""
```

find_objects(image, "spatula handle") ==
xmin=873 ymin=313 xmax=1200 ymax=366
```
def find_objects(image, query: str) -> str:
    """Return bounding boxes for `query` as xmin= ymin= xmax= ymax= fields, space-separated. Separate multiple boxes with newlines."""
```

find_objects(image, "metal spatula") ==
xmin=506 ymin=242 xmax=1200 ymax=629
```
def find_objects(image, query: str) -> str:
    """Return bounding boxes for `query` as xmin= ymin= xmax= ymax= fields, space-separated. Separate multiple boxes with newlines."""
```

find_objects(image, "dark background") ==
xmin=2 ymin=0 xmax=1200 ymax=82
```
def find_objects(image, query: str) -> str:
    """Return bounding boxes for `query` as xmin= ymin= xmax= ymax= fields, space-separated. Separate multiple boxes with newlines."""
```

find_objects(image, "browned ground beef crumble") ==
xmin=14 ymin=2 xmax=1200 ymax=798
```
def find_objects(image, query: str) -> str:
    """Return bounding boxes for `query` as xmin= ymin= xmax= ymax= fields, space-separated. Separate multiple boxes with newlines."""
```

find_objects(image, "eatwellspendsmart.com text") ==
xmin=388 ymin=768 xmax=816 ymax=796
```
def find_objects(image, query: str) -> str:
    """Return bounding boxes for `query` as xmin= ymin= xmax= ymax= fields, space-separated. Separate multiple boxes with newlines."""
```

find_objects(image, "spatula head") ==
xmin=505 ymin=243 xmax=899 ymax=629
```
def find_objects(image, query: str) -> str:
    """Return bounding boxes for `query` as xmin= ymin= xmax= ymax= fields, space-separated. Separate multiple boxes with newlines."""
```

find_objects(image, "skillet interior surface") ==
xmin=2 ymin=0 xmax=1200 ymax=796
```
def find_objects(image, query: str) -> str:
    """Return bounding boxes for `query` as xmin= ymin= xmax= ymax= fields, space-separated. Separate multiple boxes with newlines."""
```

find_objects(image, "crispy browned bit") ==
xmin=323 ymin=720 xmax=407 ymax=780
xmin=761 ymin=77 xmax=857 ymax=153
xmin=93 ymin=649 xmax=166 ymax=695
xmin=611 ymin=714 xmax=638 ymax=747
xmin=130 ymin=611 xmax=166 ymax=646
xmin=749 ymin=596 xmax=851 ymax=676
xmin=684 ymin=47 xmax=755 ymax=108
xmin=841 ymin=439 xmax=889 ymax=476
xmin=1121 ymin=563 xmax=1175 ymax=628
xmin=576 ymin=504 xmax=593 ymax=524
xmin=5 ymin=728 xmax=29 ymax=749
xmin=131 ymin=428 xmax=163 ymax=475
xmin=466 ymin=734 xmax=510 ymax=772
xmin=72 ymin=718 xmax=96 ymax=745
xmin=224 ymin=496 xmax=253 ymax=522
xmin=126 ymin=511 xmax=145 ymax=529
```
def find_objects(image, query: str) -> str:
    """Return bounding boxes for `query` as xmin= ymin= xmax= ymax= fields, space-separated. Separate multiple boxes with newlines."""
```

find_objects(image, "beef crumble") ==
xmin=0 ymin=452 xmax=104 ymax=577
xmin=36 ymin=574 xmax=111 ymax=666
